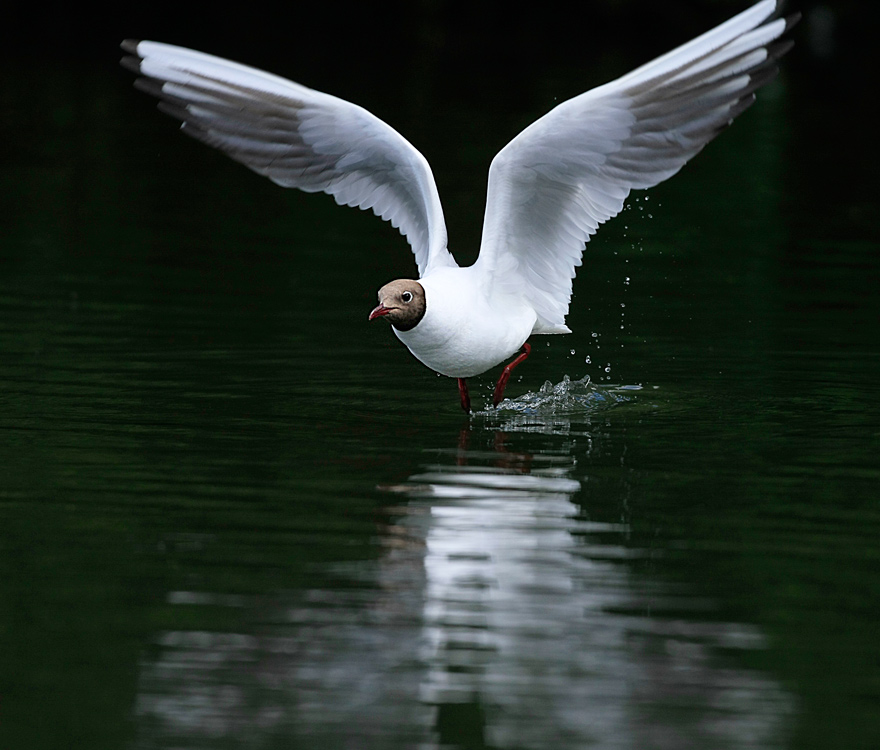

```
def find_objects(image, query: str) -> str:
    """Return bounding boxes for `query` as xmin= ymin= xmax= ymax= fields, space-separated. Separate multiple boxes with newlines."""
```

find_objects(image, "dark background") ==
xmin=4 ymin=1 xmax=870 ymax=116
xmin=4 ymin=0 xmax=871 ymax=245
xmin=4 ymin=0 xmax=871 ymax=274
xmin=6 ymin=1 xmax=869 ymax=78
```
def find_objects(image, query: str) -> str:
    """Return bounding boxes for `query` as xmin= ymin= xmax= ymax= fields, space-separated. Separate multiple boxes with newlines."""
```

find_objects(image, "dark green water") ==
xmin=2 ymin=27 xmax=878 ymax=750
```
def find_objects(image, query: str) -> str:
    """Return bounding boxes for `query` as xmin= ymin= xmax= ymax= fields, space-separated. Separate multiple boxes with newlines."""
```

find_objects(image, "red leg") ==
xmin=458 ymin=377 xmax=471 ymax=414
xmin=492 ymin=343 xmax=531 ymax=407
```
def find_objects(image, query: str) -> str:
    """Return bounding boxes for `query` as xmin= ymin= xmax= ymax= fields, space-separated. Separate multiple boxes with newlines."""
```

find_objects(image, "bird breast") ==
xmin=392 ymin=266 xmax=537 ymax=378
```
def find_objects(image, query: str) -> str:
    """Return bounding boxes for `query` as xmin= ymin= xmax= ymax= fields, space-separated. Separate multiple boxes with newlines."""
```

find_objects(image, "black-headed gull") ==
xmin=121 ymin=0 xmax=797 ymax=413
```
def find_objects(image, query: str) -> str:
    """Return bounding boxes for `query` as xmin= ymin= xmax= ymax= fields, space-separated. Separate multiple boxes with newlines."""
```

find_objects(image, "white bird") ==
xmin=121 ymin=0 xmax=797 ymax=413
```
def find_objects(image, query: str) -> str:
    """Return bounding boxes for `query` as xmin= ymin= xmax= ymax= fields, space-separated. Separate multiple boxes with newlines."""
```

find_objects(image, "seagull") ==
xmin=121 ymin=0 xmax=797 ymax=413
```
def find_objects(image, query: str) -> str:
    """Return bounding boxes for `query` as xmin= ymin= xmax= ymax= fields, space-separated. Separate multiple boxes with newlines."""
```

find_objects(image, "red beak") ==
xmin=369 ymin=304 xmax=391 ymax=321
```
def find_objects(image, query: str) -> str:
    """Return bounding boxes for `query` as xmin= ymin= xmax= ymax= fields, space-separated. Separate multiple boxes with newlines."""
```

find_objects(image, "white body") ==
xmin=395 ymin=266 xmax=538 ymax=378
xmin=122 ymin=1 xmax=795 ymax=379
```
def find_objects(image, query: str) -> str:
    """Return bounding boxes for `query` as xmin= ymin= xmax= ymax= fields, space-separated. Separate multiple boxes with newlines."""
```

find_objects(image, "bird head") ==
xmin=368 ymin=280 xmax=426 ymax=332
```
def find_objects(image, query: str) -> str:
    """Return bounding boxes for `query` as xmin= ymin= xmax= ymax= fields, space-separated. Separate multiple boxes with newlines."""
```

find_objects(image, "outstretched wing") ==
xmin=121 ymin=40 xmax=455 ymax=277
xmin=476 ymin=0 xmax=797 ymax=332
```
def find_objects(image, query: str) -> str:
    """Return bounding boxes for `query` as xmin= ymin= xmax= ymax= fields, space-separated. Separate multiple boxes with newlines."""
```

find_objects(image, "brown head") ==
xmin=368 ymin=279 xmax=426 ymax=332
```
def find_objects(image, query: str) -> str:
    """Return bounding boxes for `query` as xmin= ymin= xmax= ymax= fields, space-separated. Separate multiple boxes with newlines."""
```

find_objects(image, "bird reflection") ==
xmin=133 ymin=419 xmax=792 ymax=749
xmin=376 ymin=423 xmax=792 ymax=749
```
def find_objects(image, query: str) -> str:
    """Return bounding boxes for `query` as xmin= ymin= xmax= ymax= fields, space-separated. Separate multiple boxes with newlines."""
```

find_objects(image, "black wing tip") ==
xmin=156 ymin=100 xmax=191 ymax=124
xmin=772 ymin=12 xmax=801 ymax=56
xmin=120 ymin=56 xmax=142 ymax=75
xmin=133 ymin=77 xmax=165 ymax=99
xmin=120 ymin=40 xmax=144 ymax=74
xmin=766 ymin=5 xmax=800 ymax=57
xmin=781 ymin=11 xmax=803 ymax=34
xmin=767 ymin=38 xmax=795 ymax=64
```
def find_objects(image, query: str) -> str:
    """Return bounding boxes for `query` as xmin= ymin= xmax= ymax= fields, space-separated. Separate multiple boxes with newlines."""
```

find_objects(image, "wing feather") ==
xmin=122 ymin=41 xmax=455 ymax=276
xmin=476 ymin=0 xmax=797 ymax=332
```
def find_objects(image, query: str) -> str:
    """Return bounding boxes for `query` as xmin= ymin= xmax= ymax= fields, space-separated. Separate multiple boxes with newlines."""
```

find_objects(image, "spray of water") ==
xmin=484 ymin=374 xmax=642 ymax=415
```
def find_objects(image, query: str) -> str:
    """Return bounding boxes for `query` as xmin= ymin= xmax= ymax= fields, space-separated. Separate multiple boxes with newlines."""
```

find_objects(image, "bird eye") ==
xmin=402 ymin=291 xmax=413 ymax=303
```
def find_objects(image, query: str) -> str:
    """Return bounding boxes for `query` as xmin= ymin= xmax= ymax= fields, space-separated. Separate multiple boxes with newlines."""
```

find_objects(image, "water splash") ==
xmin=482 ymin=374 xmax=642 ymax=415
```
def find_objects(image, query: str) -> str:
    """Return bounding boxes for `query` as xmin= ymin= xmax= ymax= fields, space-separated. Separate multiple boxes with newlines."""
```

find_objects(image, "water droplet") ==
xmin=584 ymin=355 xmax=591 ymax=364
xmin=570 ymin=349 xmax=576 ymax=355
xmin=604 ymin=365 xmax=612 ymax=373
